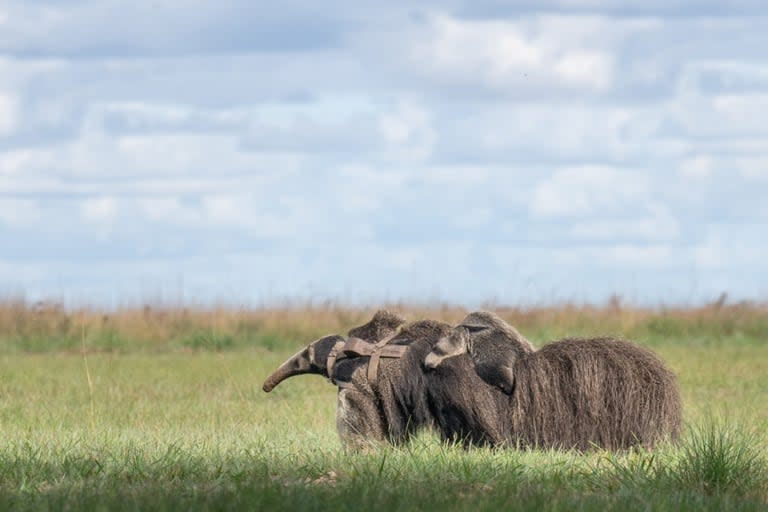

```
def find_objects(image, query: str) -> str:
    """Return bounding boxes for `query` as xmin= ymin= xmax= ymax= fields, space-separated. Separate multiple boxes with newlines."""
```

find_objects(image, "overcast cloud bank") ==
xmin=1 ymin=1 xmax=766 ymax=306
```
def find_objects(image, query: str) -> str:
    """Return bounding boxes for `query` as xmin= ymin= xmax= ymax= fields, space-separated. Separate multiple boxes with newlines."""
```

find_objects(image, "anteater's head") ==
xmin=424 ymin=311 xmax=534 ymax=395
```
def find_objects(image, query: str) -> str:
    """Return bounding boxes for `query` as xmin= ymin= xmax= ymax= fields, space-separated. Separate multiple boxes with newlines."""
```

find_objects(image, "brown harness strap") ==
xmin=327 ymin=333 xmax=408 ymax=388
xmin=326 ymin=339 xmax=347 ymax=385
xmin=342 ymin=337 xmax=409 ymax=359
xmin=367 ymin=332 xmax=403 ymax=386
xmin=367 ymin=350 xmax=383 ymax=385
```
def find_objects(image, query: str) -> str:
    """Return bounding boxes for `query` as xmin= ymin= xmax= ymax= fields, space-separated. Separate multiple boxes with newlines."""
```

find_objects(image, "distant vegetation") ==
xmin=1 ymin=296 xmax=766 ymax=353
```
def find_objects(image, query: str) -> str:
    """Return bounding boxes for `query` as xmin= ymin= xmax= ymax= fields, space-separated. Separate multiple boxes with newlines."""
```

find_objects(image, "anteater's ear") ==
xmin=469 ymin=330 xmax=520 ymax=395
xmin=423 ymin=327 xmax=468 ymax=369
xmin=262 ymin=334 xmax=344 ymax=392
xmin=474 ymin=361 xmax=516 ymax=395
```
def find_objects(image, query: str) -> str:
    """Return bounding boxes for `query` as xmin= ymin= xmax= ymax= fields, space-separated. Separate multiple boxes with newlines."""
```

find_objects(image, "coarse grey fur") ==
xmin=263 ymin=310 xmax=682 ymax=451
xmin=424 ymin=311 xmax=683 ymax=450
xmin=263 ymin=310 xmax=507 ymax=450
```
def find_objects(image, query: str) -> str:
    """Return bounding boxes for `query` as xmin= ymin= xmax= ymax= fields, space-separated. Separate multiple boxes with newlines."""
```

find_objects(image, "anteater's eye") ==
xmin=463 ymin=325 xmax=487 ymax=333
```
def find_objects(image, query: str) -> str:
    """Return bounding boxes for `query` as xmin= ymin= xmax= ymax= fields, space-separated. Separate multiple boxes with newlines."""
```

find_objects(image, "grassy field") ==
xmin=0 ymin=300 xmax=767 ymax=511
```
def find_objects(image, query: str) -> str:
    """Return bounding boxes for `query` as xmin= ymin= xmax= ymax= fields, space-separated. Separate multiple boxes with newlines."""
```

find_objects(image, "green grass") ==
xmin=0 ymin=339 xmax=766 ymax=511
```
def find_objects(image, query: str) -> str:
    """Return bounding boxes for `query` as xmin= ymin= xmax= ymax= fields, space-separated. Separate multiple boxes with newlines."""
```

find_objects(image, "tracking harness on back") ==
xmin=326 ymin=333 xmax=408 ymax=389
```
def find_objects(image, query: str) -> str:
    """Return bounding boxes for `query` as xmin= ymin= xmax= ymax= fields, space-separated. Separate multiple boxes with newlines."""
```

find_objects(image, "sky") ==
xmin=1 ymin=1 xmax=767 ymax=307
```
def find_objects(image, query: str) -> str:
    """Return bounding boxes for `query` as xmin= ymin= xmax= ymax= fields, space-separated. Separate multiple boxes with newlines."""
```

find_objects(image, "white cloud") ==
xmin=676 ymin=154 xmax=768 ymax=181
xmin=679 ymin=155 xmax=713 ymax=179
xmin=706 ymin=138 xmax=768 ymax=154
xmin=0 ymin=148 xmax=44 ymax=176
xmin=378 ymin=101 xmax=435 ymax=161
xmin=606 ymin=245 xmax=674 ymax=267
xmin=421 ymin=167 xmax=491 ymax=186
xmin=673 ymin=85 xmax=768 ymax=139
xmin=338 ymin=164 xmax=410 ymax=186
xmin=434 ymin=101 xmax=662 ymax=162
xmin=115 ymin=134 xmax=227 ymax=174
xmin=530 ymin=166 xmax=649 ymax=218
xmin=133 ymin=192 xmax=327 ymax=241
xmin=411 ymin=14 xmax=657 ymax=92
xmin=709 ymin=94 xmax=768 ymax=136
xmin=516 ymin=243 xmax=680 ymax=270
xmin=694 ymin=225 xmax=768 ymax=270
xmin=95 ymin=101 xmax=248 ymax=132
xmin=423 ymin=15 xmax=545 ymax=83
xmin=202 ymin=195 xmax=246 ymax=226
xmin=0 ymin=1 xmax=346 ymax=57
xmin=383 ymin=247 xmax=422 ymax=272
xmin=0 ymin=199 xmax=41 ymax=227
xmin=0 ymin=122 xmax=300 ymax=201
xmin=201 ymin=194 xmax=320 ymax=239
xmin=736 ymin=157 xmax=768 ymax=180
xmin=0 ymin=258 xmax=46 ymax=282
xmin=1 ymin=6 xmax=767 ymax=305
xmin=0 ymin=92 xmax=18 ymax=135
xmin=138 ymin=196 xmax=201 ymax=225
xmin=694 ymin=231 xmax=723 ymax=269
xmin=571 ymin=204 xmax=679 ymax=241
xmin=553 ymin=50 xmax=613 ymax=90
xmin=80 ymin=196 xmax=118 ymax=223
xmin=454 ymin=207 xmax=492 ymax=229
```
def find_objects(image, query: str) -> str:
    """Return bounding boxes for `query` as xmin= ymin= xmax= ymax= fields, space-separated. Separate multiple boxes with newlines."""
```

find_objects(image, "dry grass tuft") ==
xmin=0 ymin=296 xmax=766 ymax=353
